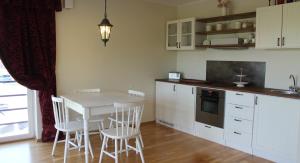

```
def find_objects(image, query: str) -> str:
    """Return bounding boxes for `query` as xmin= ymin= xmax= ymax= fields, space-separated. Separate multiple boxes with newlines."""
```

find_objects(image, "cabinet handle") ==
xmin=192 ymin=87 xmax=194 ymax=94
xmin=235 ymin=93 xmax=243 ymax=96
xmin=282 ymin=37 xmax=285 ymax=46
xmin=234 ymin=118 xmax=242 ymax=122
xmin=179 ymin=42 xmax=181 ymax=48
xmin=234 ymin=131 xmax=242 ymax=135
xmin=205 ymin=125 xmax=212 ymax=129
xmin=176 ymin=42 xmax=179 ymax=48
xmin=255 ymin=96 xmax=258 ymax=105
xmin=173 ymin=85 xmax=176 ymax=92
xmin=277 ymin=37 xmax=281 ymax=47
xmin=235 ymin=106 xmax=243 ymax=109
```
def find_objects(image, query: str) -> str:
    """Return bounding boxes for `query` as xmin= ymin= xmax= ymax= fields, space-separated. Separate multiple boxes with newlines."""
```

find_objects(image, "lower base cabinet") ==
xmin=156 ymin=82 xmax=195 ymax=135
xmin=253 ymin=95 xmax=300 ymax=163
xmin=194 ymin=122 xmax=225 ymax=145
xmin=225 ymin=127 xmax=253 ymax=154
xmin=156 ymin=82 xmax=300 ymax=163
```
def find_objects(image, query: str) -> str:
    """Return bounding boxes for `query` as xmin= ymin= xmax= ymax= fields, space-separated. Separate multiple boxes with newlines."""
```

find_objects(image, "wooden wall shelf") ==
xmin=196 ymin=28 xmax=255 ymax=35
xmin=197 ymin=12 xmax=256 ymax=23
xmin=196 ymin=43 xmax=255 ymax=49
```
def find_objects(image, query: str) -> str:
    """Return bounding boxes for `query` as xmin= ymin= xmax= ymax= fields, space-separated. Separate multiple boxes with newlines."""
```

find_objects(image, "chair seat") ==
xmin=76 ymin=115 xmax=106 ymax=123
xmin=101 ymin=127 xmax=140 ymax=139
xmin=55 ymin=121 xmax=83 ymax=132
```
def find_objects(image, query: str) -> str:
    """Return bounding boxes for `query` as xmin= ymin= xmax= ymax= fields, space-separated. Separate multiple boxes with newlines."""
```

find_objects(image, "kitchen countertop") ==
xmin=156 ymin=79 xmax=300 ymax=100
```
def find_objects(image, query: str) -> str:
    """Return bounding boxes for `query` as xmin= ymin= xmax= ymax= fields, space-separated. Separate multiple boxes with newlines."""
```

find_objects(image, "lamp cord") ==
xmin=104 ymin=0 xmax=107 ymax=18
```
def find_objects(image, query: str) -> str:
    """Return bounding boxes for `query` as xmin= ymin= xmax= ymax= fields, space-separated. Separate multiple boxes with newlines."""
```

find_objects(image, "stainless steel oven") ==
xmin=195 ymin=87 xmax=225 ymax=128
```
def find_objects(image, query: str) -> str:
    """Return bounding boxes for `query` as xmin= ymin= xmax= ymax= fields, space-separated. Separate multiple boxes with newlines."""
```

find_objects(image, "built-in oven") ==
xmin=195 ymin=87 xmax=225 ymax=128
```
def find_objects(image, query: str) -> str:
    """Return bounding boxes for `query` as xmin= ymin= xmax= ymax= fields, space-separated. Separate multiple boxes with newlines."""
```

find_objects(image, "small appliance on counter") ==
xmin=168 ymin=72 xmax=181 ymax=80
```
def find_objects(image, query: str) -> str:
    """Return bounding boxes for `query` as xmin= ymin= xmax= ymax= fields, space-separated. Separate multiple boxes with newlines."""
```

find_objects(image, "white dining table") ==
xmin=61 ymin=91 xmax=144 ymax=163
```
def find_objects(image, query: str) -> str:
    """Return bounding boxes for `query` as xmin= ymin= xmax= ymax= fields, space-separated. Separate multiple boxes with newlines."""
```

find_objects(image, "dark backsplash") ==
xmin=206 ymin=61 xmax=266 ymax=88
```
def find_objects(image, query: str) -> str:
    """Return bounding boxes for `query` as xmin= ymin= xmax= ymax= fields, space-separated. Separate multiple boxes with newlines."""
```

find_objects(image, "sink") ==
xmin=270 ymin=89 xmax=300 ymax=95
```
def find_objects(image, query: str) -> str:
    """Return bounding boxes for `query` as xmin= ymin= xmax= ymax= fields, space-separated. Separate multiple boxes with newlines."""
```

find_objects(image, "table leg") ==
xmin=84 ymin=114 xmax=89 ymax=163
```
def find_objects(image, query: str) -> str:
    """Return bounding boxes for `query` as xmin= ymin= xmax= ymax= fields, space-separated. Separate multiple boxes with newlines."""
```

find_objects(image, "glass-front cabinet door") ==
xmin=166 ymin=21 xmax=179 ymax=50
xmin=166 ymin=18 xmax=195 ymax=50
xmin=179 ymin=18 xmax=195 ymax=50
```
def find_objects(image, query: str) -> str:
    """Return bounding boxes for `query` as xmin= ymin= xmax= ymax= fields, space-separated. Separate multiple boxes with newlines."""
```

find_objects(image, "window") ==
xmin=0 ymin=60 xmax=29 ymax=138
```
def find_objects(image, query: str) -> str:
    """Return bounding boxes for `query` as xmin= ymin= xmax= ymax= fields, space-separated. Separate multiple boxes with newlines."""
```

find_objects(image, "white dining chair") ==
xmin=74 ymin=89 xmax=106 ymax=140
xmin=51 ymin=96 xmax=94 ymax=163
xmin=99 ymin=102 xmax=145 ymax=163
xmin=108 ymin=90 xmax=145 ymax=148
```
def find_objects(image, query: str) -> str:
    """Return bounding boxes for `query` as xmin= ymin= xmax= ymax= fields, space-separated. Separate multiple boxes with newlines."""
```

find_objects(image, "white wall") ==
xmin=55 ymin=0 xmax=177 ymax=122
xmin=177 ymin=0 xmax=300 ymax=89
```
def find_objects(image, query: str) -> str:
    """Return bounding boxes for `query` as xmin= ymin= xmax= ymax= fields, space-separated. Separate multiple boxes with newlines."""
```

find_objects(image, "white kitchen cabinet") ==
xmin=253 ymin=95 xmax=300 ymax=163
xmin=166 ymin=18 xmax=195 ymax=50
xmin=225 ymin=91 xmax=255 ymax=154
xmin=256 ymin=5 xmax=282 ymax=49
xmin=282 ymin=2 xmax=300 ymax=48
xmin=194 ymin=122 xmax=225 ymax=145
xmin=155 ymin=82 xmax=176 ymax=126
xmin=175 ymin=84 xmax=196 ymax=134
xmin=156 ymin=82 xmax=195 ymax=134
xmin=256 ymin=2 xmax=300 ymax=49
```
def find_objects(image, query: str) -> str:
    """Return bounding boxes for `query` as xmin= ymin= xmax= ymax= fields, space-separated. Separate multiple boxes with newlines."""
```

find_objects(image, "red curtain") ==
xmin=0 ymin=0 xmax=61 ymax=142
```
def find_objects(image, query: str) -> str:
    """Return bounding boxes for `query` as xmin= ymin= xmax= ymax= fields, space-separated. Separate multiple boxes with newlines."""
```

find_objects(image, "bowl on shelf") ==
xmin=206 ymin=25 xmax=213 ymax=32
xmin=216 ymin=23 xmax=223 ymax=31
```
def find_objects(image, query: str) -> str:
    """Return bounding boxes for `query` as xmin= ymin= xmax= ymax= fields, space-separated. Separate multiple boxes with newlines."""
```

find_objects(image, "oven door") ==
xmin=196 ymin=89 xmax=225 ymax=128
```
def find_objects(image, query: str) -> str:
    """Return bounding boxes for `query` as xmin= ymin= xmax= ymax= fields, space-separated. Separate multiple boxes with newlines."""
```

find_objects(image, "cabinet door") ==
xmin=175 ymin=84 xmax=195 ymax=134
xmin=253 ymin=95 xmax=300 ymax=163
xmin=178 ymin=18 xmax=195 ymax=50
xmin=282 ymin=2 xmax=300 ymax=48
xmin=256 ymin=5 xmax=283 ymax=49
xmin=155 ymin=82 xmax=176 ymax=126
xmin=166 ymin=20 xmax=179 ymax=50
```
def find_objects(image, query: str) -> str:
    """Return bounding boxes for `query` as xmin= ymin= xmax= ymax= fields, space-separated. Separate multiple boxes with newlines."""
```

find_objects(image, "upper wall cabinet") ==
xmin=166 ymin=18 xmax=195 ymax=50
xmin=256 ymin=2 xmax=300 ymax=49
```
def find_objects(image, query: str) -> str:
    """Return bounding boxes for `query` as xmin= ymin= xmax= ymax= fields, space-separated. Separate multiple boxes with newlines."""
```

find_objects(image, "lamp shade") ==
xmin=98 ymin=17 xmax=113 ymax=46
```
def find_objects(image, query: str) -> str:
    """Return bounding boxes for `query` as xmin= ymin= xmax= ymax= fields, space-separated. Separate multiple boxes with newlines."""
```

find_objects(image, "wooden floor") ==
xmin=0 ymin=122 xmax=272 ymax=163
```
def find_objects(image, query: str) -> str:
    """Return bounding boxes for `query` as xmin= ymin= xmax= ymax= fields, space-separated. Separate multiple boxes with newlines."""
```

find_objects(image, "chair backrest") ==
xmin=74 ymin=88 xmax=101 ymax=93
xmin=113 ymin=102 xmax=144 ymax=137
xmin=128 ymin=90 xmax=145 ymax=97
xmin=51 ymin=95 xmax=67 ymax=129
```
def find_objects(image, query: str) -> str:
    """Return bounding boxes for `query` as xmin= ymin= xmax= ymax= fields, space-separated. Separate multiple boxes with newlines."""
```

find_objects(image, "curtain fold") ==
xmin=0 ymin=0 xmax=61 ymax=142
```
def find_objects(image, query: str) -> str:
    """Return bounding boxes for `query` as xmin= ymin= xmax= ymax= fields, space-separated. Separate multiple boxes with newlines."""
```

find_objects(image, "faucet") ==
xmin=289 ymin=74 xmax=298 ymax=93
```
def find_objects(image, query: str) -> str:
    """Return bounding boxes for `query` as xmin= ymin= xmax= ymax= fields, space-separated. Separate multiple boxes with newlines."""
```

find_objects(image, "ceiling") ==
xmin=144 ymin=0 xmax=203 ymax=6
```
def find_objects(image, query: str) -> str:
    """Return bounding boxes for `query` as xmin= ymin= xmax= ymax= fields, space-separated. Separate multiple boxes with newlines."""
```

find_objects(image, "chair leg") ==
xmin=120 ymin=139 xmax=123 ymax=154
xmin=97 ymin=122 xmax=103 ymax=140
xmin=89 ymin=138 xmax=94 ymax=159
xmin=139 ymin=133 xmax=144 ymax=148
xmin=125 ymin=139 xmax=129 ymax=157
xmin=51 ymin=130 xmax=59 ymax=156
xmin=101 ymin=121 xmax=105 ymax=130
xmin=64 ymin=132 xmax=70 ymax=163
xmin=100 ymin=121 xmax=105 ymax=139
xmin=99 ymin=136 xmax=107 ymax=163
xmin=114 ymin=139 xmax=118 ymax=163
xmin=78 ymin=131 xmax=83 ymax=151
xmin=136 ymin=137 xmax=145 ymax=163
xmin=105 ymin=136 xmax=109 ymax=148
